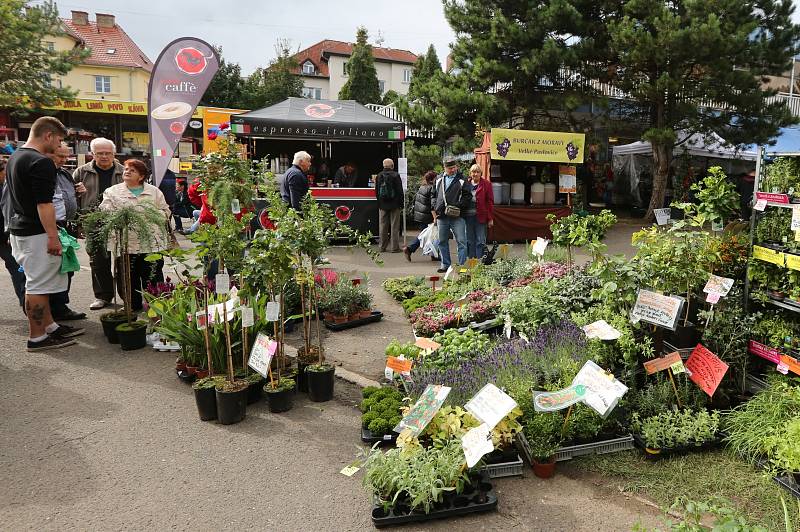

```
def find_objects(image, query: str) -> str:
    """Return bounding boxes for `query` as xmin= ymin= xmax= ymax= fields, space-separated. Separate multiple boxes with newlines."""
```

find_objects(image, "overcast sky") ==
xmin=47 ymin=0 xmax=456 ymax=74
xmin=43 ymin=1 xmax=800 ymax=74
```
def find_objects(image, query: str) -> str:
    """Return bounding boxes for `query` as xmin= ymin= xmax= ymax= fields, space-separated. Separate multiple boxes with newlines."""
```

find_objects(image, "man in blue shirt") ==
xmin=281 ymin=151 xmax=311 ymax=211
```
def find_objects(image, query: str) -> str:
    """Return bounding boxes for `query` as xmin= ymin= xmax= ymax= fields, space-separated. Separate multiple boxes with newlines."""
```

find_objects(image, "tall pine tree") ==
xmin=603 ymin=0 xmax=799 ymax=218
xmin=0 ymin=0 xmax=89 ymax=111
xmin=339 ymin=27 xmax=381 ymax=104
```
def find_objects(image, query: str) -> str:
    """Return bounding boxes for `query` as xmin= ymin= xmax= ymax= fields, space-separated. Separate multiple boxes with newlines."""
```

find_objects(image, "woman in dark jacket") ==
xmin=403 ymin=171 xmax=437 ymax=261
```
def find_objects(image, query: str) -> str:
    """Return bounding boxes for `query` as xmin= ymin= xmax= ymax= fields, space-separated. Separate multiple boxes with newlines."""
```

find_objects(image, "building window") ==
xmin=343 ymin=61 xmax=348 ymax=76
xmin=403 ymin=69 xmax=412 ymax=83
xmin=302 ymin=87 xmax=322 ymax=100
xmin=378 ymin=80 xmax=386 ymax=94
xmin=46 ymin=41 xmax=55 ymax=51
xmin=302 ymin=61 xmax=315 ymax=75
xmin=95 ymin=75 xmax=111 ymax=93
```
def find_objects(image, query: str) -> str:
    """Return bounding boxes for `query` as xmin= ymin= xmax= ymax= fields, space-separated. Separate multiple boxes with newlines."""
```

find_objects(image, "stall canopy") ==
xmin=613 ymin=131 xmax=757 ymax=206
xmin=613 ymin=131 xmax=757 ymax=160
xmin=230 ymin=97 xmax=405 ymax=142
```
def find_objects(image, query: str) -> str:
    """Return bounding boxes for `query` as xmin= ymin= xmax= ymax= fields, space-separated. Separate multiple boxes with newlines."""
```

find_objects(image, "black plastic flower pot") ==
xmin=100 ymin=313 xmax=128 ymax=344
xmin=669 ymin=322 xmax=698 ymax=349
xmin=297 ymin=362 xmax=310 ymax=393
xmin=306 ymin=366 xmax=335 ymax=402
xmin=215 ymin=386 xmax=247 ymax=425
xmin=264 ymin=387 xmax=293 ymax=413
xmin=247 ymin=378 xmax=265 ymax=404
xmin=193 ymin=386 xmax=217 ymax=421
xmin=115 ymin=321 xmax=148 ymax=351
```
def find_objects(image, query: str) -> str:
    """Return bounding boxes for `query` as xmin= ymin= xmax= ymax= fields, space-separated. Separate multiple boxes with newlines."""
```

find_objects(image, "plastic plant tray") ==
xmin=517 ymin=432 xmax=634 ymax=463
xmin=662 ymin=341 xmax=694 ymax=359
xmin=554 ymin=434 xmax=635 ymax=462
xmin=632 ymin=434 xmax=722 ymax=459
xmin=481 ymin=454 xmax=524 ymax=478
xmin=774 ymin=474 xmax=800 ymax=499
xmin=323 ymin=311 xmax=383 ymax=331
xmin=745 ymin=374 xmax=768 ymax=394
xmin=361 ymin=426 xmax=397 ymax=446
xmin=371 ymin=471 xmax=497 ymax=528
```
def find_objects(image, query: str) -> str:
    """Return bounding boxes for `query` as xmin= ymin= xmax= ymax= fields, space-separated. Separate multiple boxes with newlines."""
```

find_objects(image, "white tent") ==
xmin=612 ymin=131 xmax=757 ymax=160
xmin=612 ymin=131 xmax=757 ymax=206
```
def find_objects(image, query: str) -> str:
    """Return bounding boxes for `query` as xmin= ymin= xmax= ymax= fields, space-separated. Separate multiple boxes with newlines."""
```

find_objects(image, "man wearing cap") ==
xmin=431 ymin=158 xmax=471 ymax=273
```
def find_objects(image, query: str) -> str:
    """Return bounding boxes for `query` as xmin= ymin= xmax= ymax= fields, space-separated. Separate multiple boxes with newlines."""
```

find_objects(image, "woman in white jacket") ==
xmin=99 ymin=159 xmax=171 ymax=311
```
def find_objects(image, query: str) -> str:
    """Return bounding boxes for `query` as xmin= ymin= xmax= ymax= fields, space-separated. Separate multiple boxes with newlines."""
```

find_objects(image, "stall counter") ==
xmin=310 ymin=187 xmax=379 ymax=236
xmin=488 ymin=205 xmax=571 ymax=243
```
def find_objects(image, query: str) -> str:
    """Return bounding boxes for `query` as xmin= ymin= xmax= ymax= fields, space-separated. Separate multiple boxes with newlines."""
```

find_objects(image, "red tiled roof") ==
xmin=61 ymin=18 xmax=153 ymax=72
xmin=293 ymin=40 xmax=418 ymax=78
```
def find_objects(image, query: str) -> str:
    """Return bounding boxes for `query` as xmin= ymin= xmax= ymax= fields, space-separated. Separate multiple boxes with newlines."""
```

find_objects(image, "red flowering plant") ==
xmin=508 ymin=261 xmax=572 ymax=288
xmin=409 ymin=288 xmax=507 ymax=336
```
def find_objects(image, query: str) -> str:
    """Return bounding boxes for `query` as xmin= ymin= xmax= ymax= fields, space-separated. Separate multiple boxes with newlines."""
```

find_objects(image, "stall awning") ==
xmin=613 ymin=131 xmax=757 ymax=161
xmin=230 ymin=97 xmax=405 ymax=142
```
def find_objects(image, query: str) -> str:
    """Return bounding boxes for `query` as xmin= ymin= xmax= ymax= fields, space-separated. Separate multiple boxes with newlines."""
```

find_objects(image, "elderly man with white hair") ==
xmin=73 ymin=137 xmax=123 ymax=310
xmin=281 ymin=150 xmax=311 ymax=211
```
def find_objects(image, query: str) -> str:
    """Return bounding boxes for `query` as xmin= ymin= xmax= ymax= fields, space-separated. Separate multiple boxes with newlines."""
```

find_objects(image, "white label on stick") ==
xmin=248 ymin=332 xmax=277 ymax=378
xmin=461 ymin=423 xmax=494 ymax=468
xmin=241 ymin=306 xmax=254 ymax=327
xmin=215 ymin=273 xmax=230 ymax=294
xmin=231 ymin=199 xmax=241 ymax=214
xmin=792 ymin=206 xmax=800 ymax=231
xmin=266 ymin=301 xmax=280 ymax=322
xmin=531 ymin=237 xmax=548 ymax=257
xmin=464 ymin=383 xmax=518 ymax=430
xmin=754 ymin=199 xmax=767 ymax=211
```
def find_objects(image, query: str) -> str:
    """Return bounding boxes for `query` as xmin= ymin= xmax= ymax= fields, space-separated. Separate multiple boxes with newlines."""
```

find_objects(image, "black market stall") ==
xmin=230 ymin=98 xmax=406 ymax=235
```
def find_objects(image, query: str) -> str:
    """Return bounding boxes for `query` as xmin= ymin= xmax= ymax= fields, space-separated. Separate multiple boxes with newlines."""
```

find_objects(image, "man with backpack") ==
xmin=375 ymin=158 xmax=404 ymax=253
xmin=431 ymin=158 xmax=471 ymax=273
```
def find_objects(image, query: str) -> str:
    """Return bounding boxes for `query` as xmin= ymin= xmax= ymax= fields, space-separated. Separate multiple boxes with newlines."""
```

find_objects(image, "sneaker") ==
xmin=50 ymin=324 xmax=85 ymax=339
xmin=52 ymin=307 xmax=87 ymax=321
xmin=403 ymin=247 xmax=412 ymax=262
xmin=89 ymin=299 xmax=108 ymax=310
xmin=27 ymin=335 xmax=76 ymax=352
xmin=437 ymin=268 xmax=448 ymax=273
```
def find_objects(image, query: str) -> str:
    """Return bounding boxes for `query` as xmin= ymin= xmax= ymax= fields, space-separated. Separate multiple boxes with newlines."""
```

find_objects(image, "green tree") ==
xmin=200 ymin=46 xmax=246 ymax=109
xmin=0 ymin=0 xmax=89 ymax=111
xmin=242 ymin=39 xmax=303 ymax=109
xmin=339 ymin=27 xmax=381 ymax=104
xmin=604 ymin=0 xmax=800 ymax=219
xmin=408 ymin=45 xmax=441 ymax=100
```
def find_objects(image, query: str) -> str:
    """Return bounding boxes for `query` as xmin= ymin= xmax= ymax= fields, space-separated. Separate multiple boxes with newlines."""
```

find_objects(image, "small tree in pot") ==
xmin=83 ymin=202 xmax=169 ymax=348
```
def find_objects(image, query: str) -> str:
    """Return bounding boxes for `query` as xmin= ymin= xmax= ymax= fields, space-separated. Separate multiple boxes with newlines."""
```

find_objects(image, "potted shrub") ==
xmin=264 ymin=377 xmax=295 ymax=413
xmin=630 ymin=409 xmax=721 ymax=458
xmin=360 ymin=386 xmax=403 ymax=441
xmin=523 ymin=411 xmax=563 ymax=479
xmin=192 ymin=375 xmax=224 ymax=421
xmin=83 ymin=202 xmax=168 ymax=349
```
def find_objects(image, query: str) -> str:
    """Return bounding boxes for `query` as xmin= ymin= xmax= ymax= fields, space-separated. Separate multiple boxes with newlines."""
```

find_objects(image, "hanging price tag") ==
xmin=754 ymin=198 xmax=768 ymax=211
xmin=670 ymin=360 xmax=686 ymax=375
xmin=240 ymin=306 xmax=254 ymax=327
xmin=195 ymin=310 xmax=207 ymax=330
xmin=231 ymin=198 xmax=241 ymax=214
xmin=265 ymin=301 xmax=280 ymax=322
xmin=215 ymin=273 xmax=230 ymax=294
xmin=777 ymin=362 xmax=790 ymax=375
xmin=791 ymin=206 xmax=800 ymax=231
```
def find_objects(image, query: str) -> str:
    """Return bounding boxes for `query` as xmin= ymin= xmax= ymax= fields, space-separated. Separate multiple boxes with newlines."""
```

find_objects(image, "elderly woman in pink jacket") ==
xmin=99 ymin=159 xmax=171 ymax=311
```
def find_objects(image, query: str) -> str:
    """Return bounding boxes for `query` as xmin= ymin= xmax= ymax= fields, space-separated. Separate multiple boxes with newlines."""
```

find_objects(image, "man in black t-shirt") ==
xmin=5 ymin=117 xmax=84 ymax=351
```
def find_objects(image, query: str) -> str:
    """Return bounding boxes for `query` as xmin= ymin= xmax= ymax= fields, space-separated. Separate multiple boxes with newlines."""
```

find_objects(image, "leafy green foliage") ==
xmin=264 ymin=377 xmax=295 ymax=393
xmin=624 ymin=376 xmax=708 ymax=420
xmin=420 ymin=328 xmax=493 ymax=369
xmin=631 ymin=409 xmax=721 ymax=450
xmin=338 ymin=27 xmax=381 ymax=104
xmin=361 ymin=387 xmax=404 ymax=435
xmin=572 ymin=303 xmax=654 ymax=371
xmin=0 ymin=0 xmax=90 ymax=110
xmin=382 ymin=276 xmax=430 ymax=301
xmin=675 ymin=166 xmax=740 ymax=225
xmin=199 ymin=46 xmax=247 ymax=109
xmin=761 ymin=157 xmax=800 ymax=195
xmin=725 ymin=379 xmax=800 ymax=465
xmin=754 ymin=208 xmax=793 ymax=246
xmin=384 ymin=340 xmax=421 ymax=359
xmin=547 ymin=210 xmax=617 ymax=250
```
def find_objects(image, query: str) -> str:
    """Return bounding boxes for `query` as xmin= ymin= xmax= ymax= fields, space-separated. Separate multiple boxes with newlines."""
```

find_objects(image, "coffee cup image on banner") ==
xmin=151 ymin=102 xmax=192 ymax=120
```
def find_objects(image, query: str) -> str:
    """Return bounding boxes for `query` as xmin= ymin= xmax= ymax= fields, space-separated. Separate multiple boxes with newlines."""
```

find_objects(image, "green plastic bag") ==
xmin=59 ymin=227 xmax=81 ymax=274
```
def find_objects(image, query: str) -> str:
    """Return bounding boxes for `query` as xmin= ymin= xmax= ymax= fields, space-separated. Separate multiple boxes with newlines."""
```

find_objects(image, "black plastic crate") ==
xmin=361 ymin=426 xmax=397 ymax=446
xmin=324 ymin=311 xmax=383 ymax=331
xmin=371 ymin=471 xmax=497 ymax=528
